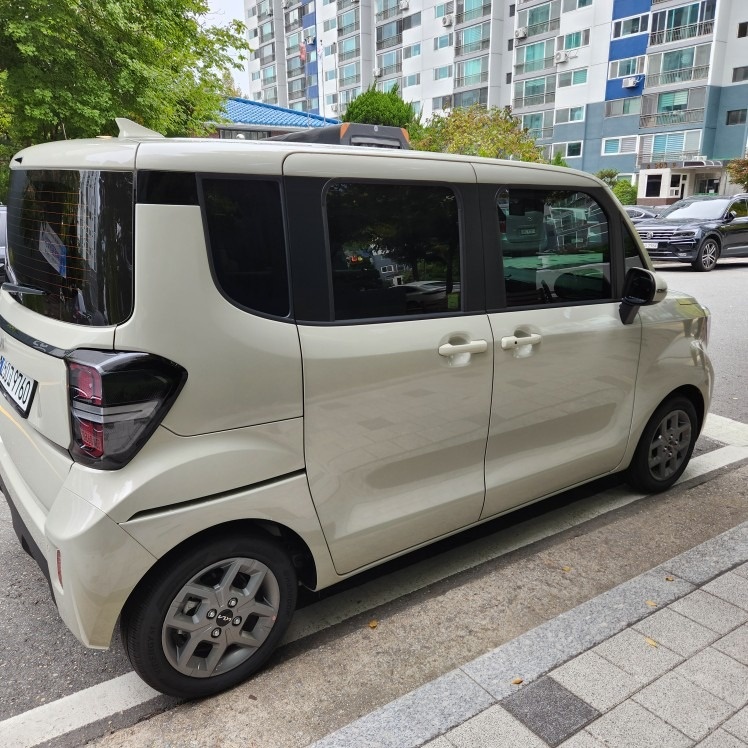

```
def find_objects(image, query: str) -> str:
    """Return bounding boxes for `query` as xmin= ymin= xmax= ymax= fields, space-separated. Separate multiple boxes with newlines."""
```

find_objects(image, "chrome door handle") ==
xmin=438 ymin=340 xmax=488 ymax=357
xmin=500 ymin=333 xmax=542 ymax=350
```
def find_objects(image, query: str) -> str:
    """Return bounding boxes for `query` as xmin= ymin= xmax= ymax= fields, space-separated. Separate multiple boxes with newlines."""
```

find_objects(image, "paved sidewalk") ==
xmin=311 ymin=523 xmax=748 ymax=748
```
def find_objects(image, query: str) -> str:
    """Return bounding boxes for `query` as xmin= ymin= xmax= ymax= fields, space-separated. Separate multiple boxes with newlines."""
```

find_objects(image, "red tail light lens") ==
xmin=66 ymin=350 xmax=187 ymax=470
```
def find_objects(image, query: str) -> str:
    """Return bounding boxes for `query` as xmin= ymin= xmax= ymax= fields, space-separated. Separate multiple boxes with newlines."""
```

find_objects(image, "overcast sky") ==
xmin=207 ymin=0 xmax=249 ymax=94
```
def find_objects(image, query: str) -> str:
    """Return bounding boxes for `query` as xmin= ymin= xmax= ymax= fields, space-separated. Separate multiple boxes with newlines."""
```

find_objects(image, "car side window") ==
xmin=624 ymin=228 xmax=645 ymax=270
xmin=325 ymin=182 xmax=462 ymax=321
xmin=497 ymin=188 xmax=612 ymax=307
xmin=730 ymin=199 xmax=748 ymax=218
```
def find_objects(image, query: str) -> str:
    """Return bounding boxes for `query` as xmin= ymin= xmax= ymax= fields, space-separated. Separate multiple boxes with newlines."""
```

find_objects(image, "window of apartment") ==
xmin=613 ymin=14 xmax=648 ymax=38
xmin=338 ymin=36 xmax=359 ymax=60
xmin=379 ymin=78 xmax=400 ymax=93
xmin=555 ymin=106 xmax=584 ymax=124
xmin=403 ymin=73 xmax=421 ymax=87
xmin=648 ymin=43 xmax=710 ymax=81
xmin=433 ymin=94 xmax=453 ymax=110
xmin=507 ymin=72 xmax=512 ymax=84
xmin=456 ymin=56 xmax=488 ymax=86
xmin=552 ymin=141 xmax=582 ymax=158
xmin=403 ymin=43 xmax=421 ymax=58
xmin=458 ymin=22 xmax=490 ymax=54
xmin=249 ymin=27 xmax=259 ymax=40
xmin=609 ymin=56 xmax=645 ymax=79
xmin=516 ymin=40 xmax=554 ymax=72
xmin=558 ymin=29 xmax=590 ymax=50
xmin=739 ymin=22 xmax=748 ymax=38
xmin=323 ymin=18 xmax=337 ymax=31
xmin=508 ymin=38 xmax=514 ymax=51
xmin=509 ymin=4 xmax=515 ymax=17
xmin=558 ymin=68 xmax=587 ymax=87
xmin=434 ymin=33 xmax=453 ymax=50
xmin=435 ymin=2 xmax=454 ymax=17
xmin=325 ymin=183 xmax=462 ymax=321
xmin=645 ymin=175 xmax=662 ymax=198
xmin=403 ymin=11 xmax=421 ymax=29
xmin=251 ymin=71 xmax=261 ymax=81
xmin=605 ymin=97 xmax=642 ymax=116
xmin=651 ymin=1 xmax=715 ymax=41
xmin=656 ymin=90 xmax=690 ymax=112
xmin=602 ymin=136 xmax=637 ymax=155
xmin=727 ymin=109 xmax=748 ymax=125
xmin=562 ymin=0 xmax=592 ymax=11
xmin=325 ymin=93 xmax=338 ymax=105
xmin=434 ymin=65 xmax=453 ymax=80
xmin=733 ymin=66 xmax=748 ymax=82
xmin=454 ymin=87 xmax=488 ymax=107
xmin=523 ymin=111 xmax=553 ymax=136
xmin=326 ymin=68 xmax=336 ymax=81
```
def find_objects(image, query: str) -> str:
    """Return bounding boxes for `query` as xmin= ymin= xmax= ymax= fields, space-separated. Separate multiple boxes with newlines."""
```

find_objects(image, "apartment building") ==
xmin=244 ymin=0 xmax=748 ymax=202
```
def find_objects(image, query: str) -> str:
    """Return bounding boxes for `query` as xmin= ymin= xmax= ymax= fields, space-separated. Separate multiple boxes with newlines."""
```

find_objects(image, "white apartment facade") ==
xmin=244 ymin=0 xmax=748 ymax=203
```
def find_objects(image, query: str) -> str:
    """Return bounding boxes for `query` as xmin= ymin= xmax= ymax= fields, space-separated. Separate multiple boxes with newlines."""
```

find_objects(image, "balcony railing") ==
xmin=338 ymin=21 xmax=360 ymax=36
xmin=376 ymin=6 xmax=399 ymax=22
xmin=258 ymin=8 xmax=273 ymax=21
xmin=646 ymin=65 xmax=709 ymax=87
xmin=259 ymin=54 xmax=276 ymax=65
xmin=639 ymin=108 xmax=705 ymax=128
xmin=513 ymin=91 xmax=555 ymax=108
xmin=455 ymin=38 xmax=490 ymax=56
xmin=455 ymin=3 xmax=491 ymax=24
xmin=285 ymin=19 xmax=302 ymax=33
xmin=286 ymin=45 xmax=301 ymax=56
xmin=455 ymin=71 xmax=488 ymax=87
xmin=339 ymin=74 xmax=361 ymax=87
xmin=377 ymin=33 xmax=402 ymax=49
xmin=380 ymin=63 xmax=402 ymax=76
xmin=527 ymin=126 xmax=554 ymax=139
xmin=521 ymin=17 xmax=560 ymax=39
xmin=637 ymin=149 xmax=702 ymax=167
xmin=339 ymin=46 xmax=361 ymax=62
xmin=288 ymin=89 xmax=306 ymax=102
xmin=287 ymin=65 xmax=305 ymax=78
xmin=514 ymin=56 xmax=554 ymax=75
xmin=338 ymin=0 xmax=359 ymax=8
xmin=649 ymin=20 xmax=714 ymax=46
xmin=261 ymin=76 xmax=278 ymax=86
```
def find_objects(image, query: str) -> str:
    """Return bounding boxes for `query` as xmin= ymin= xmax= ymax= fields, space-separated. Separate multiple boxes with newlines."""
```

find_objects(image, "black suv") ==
xmin=635 ymin=193 xmax=748 ymax=271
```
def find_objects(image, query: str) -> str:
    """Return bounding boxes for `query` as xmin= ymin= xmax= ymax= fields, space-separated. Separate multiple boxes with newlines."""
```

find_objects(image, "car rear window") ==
xmin=7 ymin=169 xmax=134 ymax=326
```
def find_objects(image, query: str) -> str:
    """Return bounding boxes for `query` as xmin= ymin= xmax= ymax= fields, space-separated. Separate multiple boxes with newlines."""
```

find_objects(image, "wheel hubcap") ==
xmin=162 ymin=556 xmax=281 ymax=678
xmin=701 ymin=242 xmax=718 ymax=269
xmin=647 ymin=409 xmax=692 ymax=481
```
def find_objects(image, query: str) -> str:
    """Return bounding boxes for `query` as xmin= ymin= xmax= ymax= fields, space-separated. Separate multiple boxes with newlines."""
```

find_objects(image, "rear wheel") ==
xmin=626 ymin=397 xmax=698 ymax=494
xmin=121 ymin=531 xmax=297 ymax=698
xmin=691 ymin=238 xmax=719 ymax=272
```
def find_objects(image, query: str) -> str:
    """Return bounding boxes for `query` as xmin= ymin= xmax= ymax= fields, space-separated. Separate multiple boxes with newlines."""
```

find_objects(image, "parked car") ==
xmin=0 ymin=204 xmax=7 ymax=281
xmin=635 ymin=193 xmax=748 ymax=271
xmin=625 ymin=206 xmax=660 ymax=223
xmin=0 ymin=121 xmax=712 ymax=699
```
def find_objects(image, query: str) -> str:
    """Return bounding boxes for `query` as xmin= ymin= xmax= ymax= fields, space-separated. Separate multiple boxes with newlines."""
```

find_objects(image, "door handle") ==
xmin=438 ymin=340 xmax=488 ymax=357
xmin=500 ymin=333 xmax=542 ymax=350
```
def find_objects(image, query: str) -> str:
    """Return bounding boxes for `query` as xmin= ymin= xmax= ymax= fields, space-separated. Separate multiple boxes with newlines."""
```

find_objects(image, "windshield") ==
xmin=7 ymin=169 xmax=134 ymax=325
xmin=658 ymin=199 xmax=730 ymax=220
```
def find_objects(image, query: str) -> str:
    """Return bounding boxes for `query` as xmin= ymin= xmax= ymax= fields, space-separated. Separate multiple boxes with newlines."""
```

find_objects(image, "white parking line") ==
xmin=3 ymin=414 xmax=747 ymax=748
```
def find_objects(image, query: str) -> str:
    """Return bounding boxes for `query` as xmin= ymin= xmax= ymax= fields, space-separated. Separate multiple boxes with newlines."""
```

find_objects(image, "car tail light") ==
xmin=66 ymin=350 xmax=187 ymax=470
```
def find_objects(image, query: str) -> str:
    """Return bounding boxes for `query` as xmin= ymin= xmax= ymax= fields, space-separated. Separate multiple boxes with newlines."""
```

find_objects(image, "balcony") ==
xmin=377 ymin=34 xmax=402 ymax=50
xmin=455 ymin=3 xmax=491 ymax=25
xmin=637 ymin=149 xmax=703 ymax=167
xmin=455 ymin=38 xmax=490 ymax=57
xmin=455 ymin=71 xmax=488 ymax=87
xmin=338 ymin=0 xmax=359 ymax=8
xmin=376 ymin=7 xmax=399 ymax=22
xmin=287 ymin=65 xmax=305 ymax=78
xmin=261 ymin=76 xmax=278 ymax=86
xmin=258 ymin=8 xmax=273 ymax=21
xmin=527 ymin=126 xmax=554 ymax=139
xmin=380 ymin=63 xmax=402 ymax=76
xmin=649 ymin=20 xmax=714 ymax=46
xmin=518 ymin=17 xmax=560 ymax=40
xmin=514 ymin=56 xmax=554 ymax=75
xmin=285 ymin=19 xmax=302 ymax=33
xmin=513 ymin=91 xmax=555 ymax=108
xmin=646 ymin=65 xmax=709 ymax=87
xmin=338 ymin=21 xmax=361 ymax=36
xmin=339 ymin=74 xmax=361 ymax=87
xmin=288 ymin=89 xmax=306 ymax=102
xmin=339 ymin=46 xmax=361 ymax=62
xmin=639 ymin=108 xmax=705 ymax=128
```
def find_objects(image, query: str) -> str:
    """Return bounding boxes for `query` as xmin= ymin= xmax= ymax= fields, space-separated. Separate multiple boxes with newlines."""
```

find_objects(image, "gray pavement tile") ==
xmin=714 ymin=624 xmax=748 ymax=667
xmin=558 ymin=731 xmax=607 ymax=748
xmin=633 ymin=608 xmax=719 ymax=657
xmin=594 ymin=627 xmax=683 ymax=682
xmin=659 ymin=523 xmax=748 ymax=585
xmin=675 ymin=647 xmax=748 ymax=708
xmin=501 ymin=676 xmax=599 ymax=747
xmin=421 ymin=738 xmax=454 ymax=748
xmin=724 ymin=706 xmax=748 ymax=743
xmin=703 ymin=571 xmax=748 ymax=612
xmin=549 ymin=651 xmax=643 ymax=712
xmin=669 ymin=589 xmax=748 ymax=635
xmin=733 ymin=562 xmax=748 ymax=581
xmin=696 ymin=729 xmax=748 ymax=747
xmin=442 ymin=704 xmax=547 ymax=747
xmin=585 ymin=700 xmax=694 ymax=748
xmin=632 ymin=672 xmax=734 ymax=741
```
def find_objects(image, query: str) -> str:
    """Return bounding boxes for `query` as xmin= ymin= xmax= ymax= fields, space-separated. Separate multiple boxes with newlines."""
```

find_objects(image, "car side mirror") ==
xmin=725 ymin=211 xmax=737 ymax=222
xmin=619 ymin=267 xmax=667 ymax=325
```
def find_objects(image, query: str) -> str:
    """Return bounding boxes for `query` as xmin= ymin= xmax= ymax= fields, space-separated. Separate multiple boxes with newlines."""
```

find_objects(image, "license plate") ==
xmin=0 ymin=355 xmax=37 ymax=417
xmin=643 ymin=242 xmax=659 ymax=250
xmin=520 ymin=228 xmax=536 ymax=236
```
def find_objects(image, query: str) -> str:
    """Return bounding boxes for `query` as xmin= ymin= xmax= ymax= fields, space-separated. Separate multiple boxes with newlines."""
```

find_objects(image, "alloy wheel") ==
xmin=647 ymin=409 xmax=692 ymax=482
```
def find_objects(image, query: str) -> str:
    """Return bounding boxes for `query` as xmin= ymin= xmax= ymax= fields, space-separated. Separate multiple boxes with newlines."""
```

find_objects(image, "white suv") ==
xmin=0 ymin=121 xmax=712 ymax=698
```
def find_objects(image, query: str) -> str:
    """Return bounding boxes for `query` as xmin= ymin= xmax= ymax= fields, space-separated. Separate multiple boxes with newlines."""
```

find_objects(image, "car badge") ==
xmin=646 ymin=232 xmax=653 ymax=239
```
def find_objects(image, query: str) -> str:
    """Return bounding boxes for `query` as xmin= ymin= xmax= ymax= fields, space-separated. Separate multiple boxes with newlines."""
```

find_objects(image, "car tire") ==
xmin=121 ymin=531 xmax=297 ymax=699
xmin=691 ymin=238 xmax=719 ymax=272
xmin=626 ymin=396 xmax=698 ymax=494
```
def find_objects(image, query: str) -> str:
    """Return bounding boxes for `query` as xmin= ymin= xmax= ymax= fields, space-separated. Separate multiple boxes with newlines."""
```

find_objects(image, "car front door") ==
xmin=477 ymin=175 xmax=643 ymax=518
xmin=284 ymin=153 xmax=492 ymax=575
xmin=722 ymin=198 xmax=748 ymax=256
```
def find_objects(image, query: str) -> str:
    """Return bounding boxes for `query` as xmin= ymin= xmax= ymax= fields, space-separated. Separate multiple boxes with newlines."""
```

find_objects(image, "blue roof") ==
xmin=223 ymin=97 xmax=339 ymax=129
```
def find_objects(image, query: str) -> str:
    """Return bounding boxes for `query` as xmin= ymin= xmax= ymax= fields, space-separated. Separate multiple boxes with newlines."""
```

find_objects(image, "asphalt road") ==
xmin=0 ymin=259 xmax=746 ymax=743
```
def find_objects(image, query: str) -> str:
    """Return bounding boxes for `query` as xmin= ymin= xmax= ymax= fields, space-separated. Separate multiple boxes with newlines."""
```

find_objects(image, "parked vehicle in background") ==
xmin=0 ymin=204 xmax=7 ymax=281
xmin=625 ymin=206 xmax=660 ymax=223
xmin=0 ymin=120 xmax=713 ymax=700
xmin=635 ymin=194 xmax=748 ymax=271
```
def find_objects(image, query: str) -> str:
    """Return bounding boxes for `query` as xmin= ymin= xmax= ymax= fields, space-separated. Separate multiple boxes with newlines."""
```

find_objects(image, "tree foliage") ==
xmin=550 ymin=151 xmax=569 ymax=168
xmin=342 ymin=85 xmax=418 ymax=128
xmin=411 ymin=105 xmax=545 ymax=162
xmin=726 ymin=154 xmax=748 ymax=192
xmin=612 ymin=180 xmax=638 ymax=205
xmin=0 ymin=0 xmax=248 ymax=146
xmin=595 ymin=169 xmax=619 ymax=187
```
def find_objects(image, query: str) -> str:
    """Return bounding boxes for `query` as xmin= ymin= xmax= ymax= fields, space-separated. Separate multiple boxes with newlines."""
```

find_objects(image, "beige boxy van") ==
xmin=0 ymin=121 xmax=712 ymax=698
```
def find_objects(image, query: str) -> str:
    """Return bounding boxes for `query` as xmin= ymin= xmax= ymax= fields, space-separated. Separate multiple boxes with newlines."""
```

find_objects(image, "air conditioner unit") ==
xmin=373 ymin=67 xmax=382 ymax=77
xmin=515 ymin=27 xmax=528 ymax=39
xmin=554 ymin=50 xmax=569 ymax=64
xmin=330 ymin=104 xmax=339 ymax=113
xmin=399 ymin=0 xmax=409 ymax=9
xmin=622 ymin=76 xmax=639 ymax=88
xmin=442 ymin=14 xmax=454 ymax=27
xmin=281 ymin=0 xmax=289 ymax=8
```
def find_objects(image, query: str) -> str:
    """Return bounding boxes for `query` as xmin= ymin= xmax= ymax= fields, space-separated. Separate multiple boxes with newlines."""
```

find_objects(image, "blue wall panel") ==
xmin=609 ymin=35 xmax=649 ymax=61
xmin=612 ymin=0 xmax=650 ymax=19
xmin=605 ymin=78 xmax=645 ymax=101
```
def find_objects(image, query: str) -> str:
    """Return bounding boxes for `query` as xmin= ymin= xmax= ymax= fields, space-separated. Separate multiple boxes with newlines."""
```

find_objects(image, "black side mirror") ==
xmin=726 ymin=211 xmax=737 ymax=222
xmin=619 ymin=267 xmax=659 ymax=325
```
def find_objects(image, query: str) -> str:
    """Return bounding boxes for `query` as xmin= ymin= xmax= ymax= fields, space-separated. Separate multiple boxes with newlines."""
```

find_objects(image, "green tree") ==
xmin=0 ymin=0 xmax=249 ymax=198
xmin=411 ymin=105 xmax=546 ymax=162
xmin=342 ymin=85 xmax=419 ymax=128
xmin=726 ymin=153 xmax=748 ymax=191
xmin=550 ymin=151 xmax=569 ymax=168
xmin=595 ymin=169 xmax=619 ymax=187
xmin=612 ymin=180 xmax=638 ymax=205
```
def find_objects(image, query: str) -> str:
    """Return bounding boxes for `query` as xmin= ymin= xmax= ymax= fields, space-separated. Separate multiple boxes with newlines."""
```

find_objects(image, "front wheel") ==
xmin=691 ymin=238 xmax=719 ymax=272
xmin=626 ymin=397 xmax=698 ymax=494
xmin=121 ymin=531 xmax=297 ymax=698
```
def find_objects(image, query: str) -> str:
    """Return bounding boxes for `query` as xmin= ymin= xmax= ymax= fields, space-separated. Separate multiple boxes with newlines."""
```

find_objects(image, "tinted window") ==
xmin=7 ymin=169 xmax=133 ymax=325
xmin=202 ymin=178 xmax=289 ymax=317
xmin=730 ymin=199 xmax=748 ymax=218
xmin=325 ymin=183 xmax=461 ymax=320
xmin=498 ymin=189 xmax=611 ymax=306
xmin=624 ymin=229 xmax=645 ymax=270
